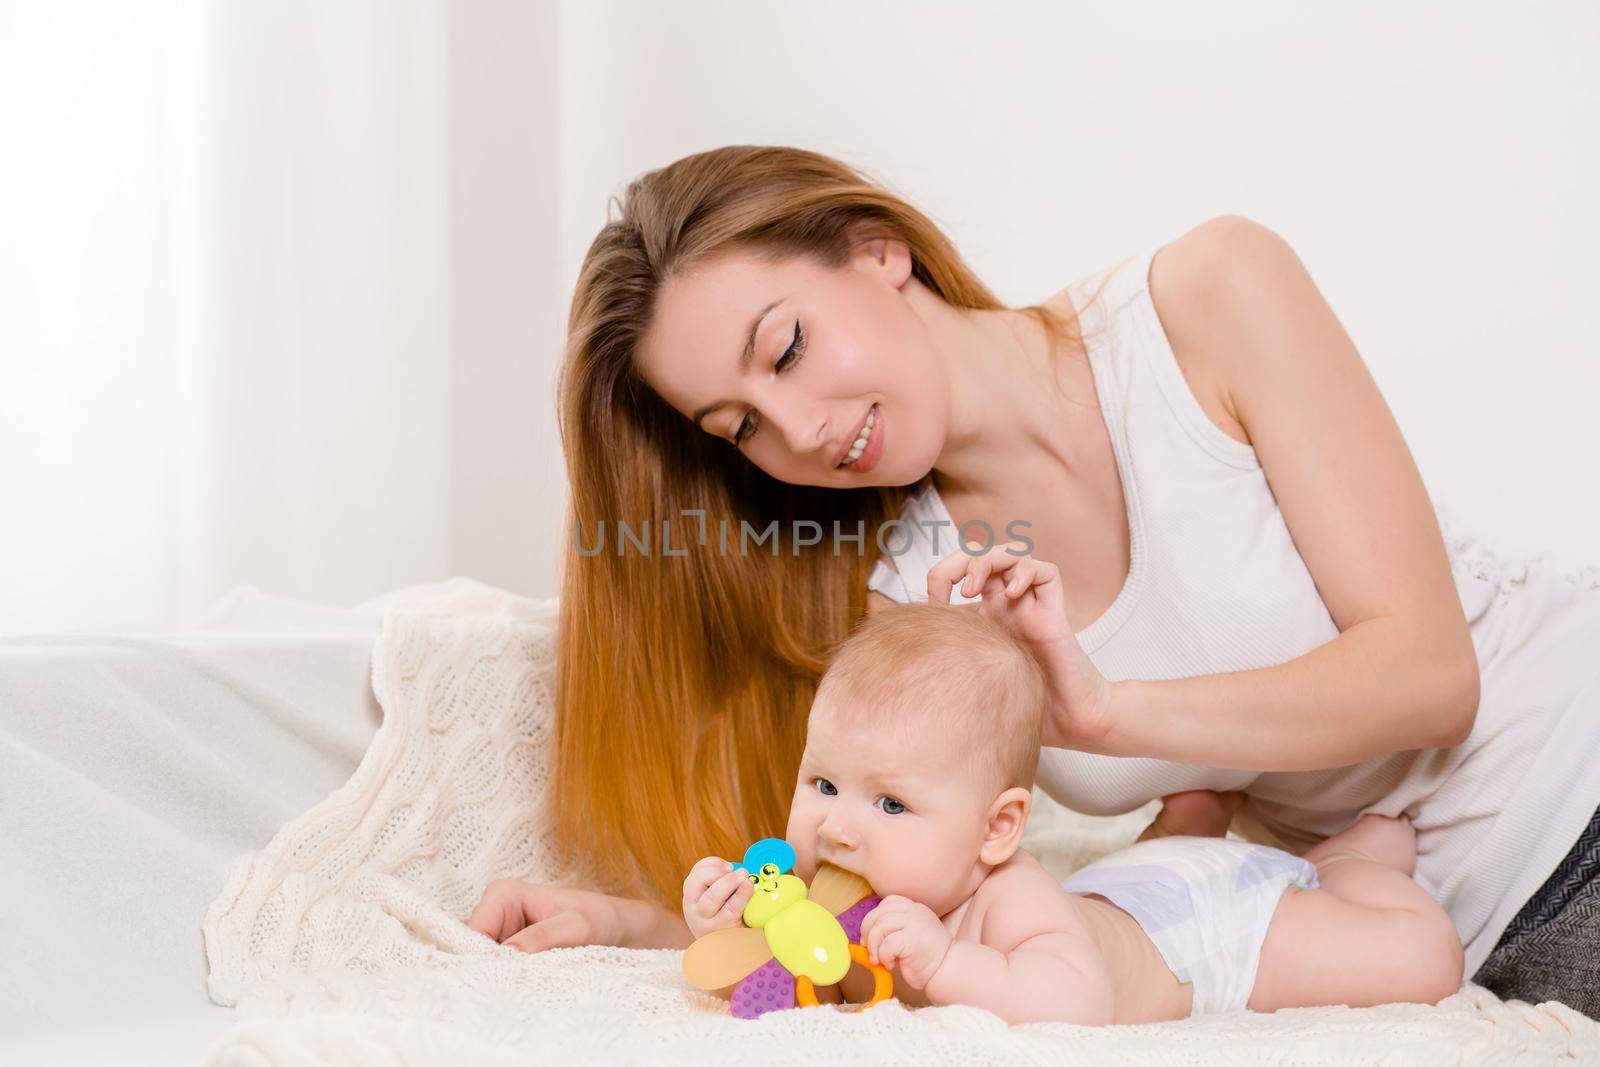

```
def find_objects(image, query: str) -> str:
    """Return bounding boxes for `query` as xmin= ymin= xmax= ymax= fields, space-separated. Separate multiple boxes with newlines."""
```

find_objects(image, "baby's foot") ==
xmin=1309 ymin=813 xmax=1416 ymax=875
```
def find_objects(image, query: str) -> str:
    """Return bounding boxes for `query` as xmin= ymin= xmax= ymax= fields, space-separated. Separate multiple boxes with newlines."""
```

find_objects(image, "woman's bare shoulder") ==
xmin=1143 ymin=215 xmax=1276 ymax=448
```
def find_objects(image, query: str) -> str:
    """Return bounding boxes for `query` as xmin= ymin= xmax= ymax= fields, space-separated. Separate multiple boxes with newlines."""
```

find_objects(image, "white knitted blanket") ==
xmin=200 ymin=585 xmax=1600 ymax=1066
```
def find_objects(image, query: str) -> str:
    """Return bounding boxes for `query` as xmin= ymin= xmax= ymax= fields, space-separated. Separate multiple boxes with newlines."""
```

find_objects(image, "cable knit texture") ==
xmin=200 ymin=585 xmax=1600 ymax=1066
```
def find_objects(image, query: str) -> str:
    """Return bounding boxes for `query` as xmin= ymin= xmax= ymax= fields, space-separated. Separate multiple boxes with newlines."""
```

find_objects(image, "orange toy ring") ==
xmin=793 ymin=942 xmax=894 ymax=1012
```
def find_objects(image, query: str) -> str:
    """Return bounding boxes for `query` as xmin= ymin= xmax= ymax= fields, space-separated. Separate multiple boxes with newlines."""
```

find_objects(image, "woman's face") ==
xmin=634 ymin=238 xmax=949 ymax=488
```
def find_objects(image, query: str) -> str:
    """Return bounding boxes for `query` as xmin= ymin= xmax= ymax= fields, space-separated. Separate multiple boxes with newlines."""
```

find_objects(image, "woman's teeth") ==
xmin=839 ymin=405 xmax=878 ymax=467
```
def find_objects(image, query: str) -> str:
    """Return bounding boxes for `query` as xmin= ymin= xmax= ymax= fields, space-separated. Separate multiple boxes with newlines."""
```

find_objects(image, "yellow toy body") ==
xmin=744 ymin=872 xmax=851 ymax=984
xmin=681 ymin=842 xmax=893 ymax=1019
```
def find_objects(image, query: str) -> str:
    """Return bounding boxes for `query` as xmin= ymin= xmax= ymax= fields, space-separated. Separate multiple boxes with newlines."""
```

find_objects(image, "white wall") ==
xmin=559 ymin=0 xmax=1599 ymax=563
xmin=449 ymin=0 xmax=568 ymax=614
xmin=195 ymin=0 xmax=456 ymax=623
xmin=3 ymin=1 xmax=1593 ymax=635
xmin=0 ymin=0 xmax=568 ymax=636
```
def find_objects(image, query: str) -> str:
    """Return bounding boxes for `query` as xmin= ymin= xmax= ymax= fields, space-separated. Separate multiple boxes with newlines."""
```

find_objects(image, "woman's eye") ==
xmin=815 ymin=778 xmax=837 ymax=797
xmin=732 ymin=323 xmax=805 ymax=447
xmin=878 ymin=796 xmax=906 ymax=815
xmin=774 ymin=321 xmax=806 ymax=373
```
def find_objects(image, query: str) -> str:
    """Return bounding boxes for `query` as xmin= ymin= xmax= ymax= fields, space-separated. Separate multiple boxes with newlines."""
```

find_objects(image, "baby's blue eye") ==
xmin=878 ymin=796 xmax=906 ymax=815
xmin=815 ymin=778 xmax=837 ymax=797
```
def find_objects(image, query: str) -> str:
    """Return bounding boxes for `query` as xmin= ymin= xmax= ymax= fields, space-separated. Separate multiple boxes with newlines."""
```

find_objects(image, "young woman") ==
xmin=467 ymin=145 xmax=1600 ymax=1014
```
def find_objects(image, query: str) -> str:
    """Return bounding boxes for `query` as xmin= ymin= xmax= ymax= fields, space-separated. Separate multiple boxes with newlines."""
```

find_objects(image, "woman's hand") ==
xmin=1137 ymin=789 xmax=1244 ymax=842
xmin=928 ymin=540 xmax=1116 ymax=750
xmin=681 ymin=855 xmax=755 ymax=939
xmin=467 ymin=879 xmax=691 ymax=952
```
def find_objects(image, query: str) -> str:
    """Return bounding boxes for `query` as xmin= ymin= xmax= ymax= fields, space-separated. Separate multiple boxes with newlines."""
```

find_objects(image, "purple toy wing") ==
xmin=834 ymin=894 xmax=882 ymax=944
xmin=730 ymin=956 xmax=795 ymax=1020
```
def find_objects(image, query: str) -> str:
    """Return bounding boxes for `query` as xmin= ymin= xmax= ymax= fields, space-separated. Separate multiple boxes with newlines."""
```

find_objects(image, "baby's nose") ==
xmin=818 ymin=813 xmax=859 ymax=848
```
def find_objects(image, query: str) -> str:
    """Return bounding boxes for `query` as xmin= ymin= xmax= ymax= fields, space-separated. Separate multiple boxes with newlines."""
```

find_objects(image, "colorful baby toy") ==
xmin=681 ymin=837 xmax=894 ymax=1019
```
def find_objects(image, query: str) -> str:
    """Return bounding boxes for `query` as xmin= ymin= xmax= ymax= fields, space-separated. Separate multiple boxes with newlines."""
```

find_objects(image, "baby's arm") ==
xmin=923 ymin=933 xmax=1117 ymax=1025
xmin=864 ymin=883 xmax=1126 ymax=1023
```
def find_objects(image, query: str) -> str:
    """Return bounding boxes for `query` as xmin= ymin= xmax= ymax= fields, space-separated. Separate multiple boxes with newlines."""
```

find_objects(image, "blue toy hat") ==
xmin=735 ymin=837 xmax=796 ymax=875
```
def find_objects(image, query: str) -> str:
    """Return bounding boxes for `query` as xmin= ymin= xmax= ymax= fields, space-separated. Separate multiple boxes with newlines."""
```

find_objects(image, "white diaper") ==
xmin=1060 ymin=835 xmax=1320 ymax=1015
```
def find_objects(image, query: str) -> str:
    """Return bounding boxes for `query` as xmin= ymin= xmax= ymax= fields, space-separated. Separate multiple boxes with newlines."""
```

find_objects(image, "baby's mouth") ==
xmin=816 ymin=856 xmax=870 ymax=883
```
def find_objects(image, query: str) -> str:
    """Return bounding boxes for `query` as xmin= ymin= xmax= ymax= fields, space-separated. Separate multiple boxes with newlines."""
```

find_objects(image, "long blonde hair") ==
xmin=553 ymin=145 xmax=1100 ymax=905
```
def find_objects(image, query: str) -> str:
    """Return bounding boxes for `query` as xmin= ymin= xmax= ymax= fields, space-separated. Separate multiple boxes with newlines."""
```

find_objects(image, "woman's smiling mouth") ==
xmin=836 ymin=403 xmax=883 ymax=473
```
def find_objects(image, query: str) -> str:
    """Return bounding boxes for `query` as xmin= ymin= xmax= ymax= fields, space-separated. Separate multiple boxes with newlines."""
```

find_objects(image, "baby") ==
xmin=682 ymin=602 xmax=1464 ymax=1024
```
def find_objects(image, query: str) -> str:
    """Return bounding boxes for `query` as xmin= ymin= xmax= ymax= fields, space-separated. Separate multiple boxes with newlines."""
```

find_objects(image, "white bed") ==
xmin=4 ymin=580 xmax=1597 ymax=1066
xmin=0 ymin=582 xmax=456 ymax=1064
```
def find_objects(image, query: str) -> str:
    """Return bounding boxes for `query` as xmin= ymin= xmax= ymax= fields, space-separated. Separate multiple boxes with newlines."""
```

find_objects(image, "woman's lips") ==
xmin=840 ymin=403 xmax=884 ymax=474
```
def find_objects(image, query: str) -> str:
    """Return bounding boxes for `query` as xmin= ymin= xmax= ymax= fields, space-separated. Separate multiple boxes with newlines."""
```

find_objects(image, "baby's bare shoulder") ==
xmin=972 ymin=852 xmax=1098 ymax=954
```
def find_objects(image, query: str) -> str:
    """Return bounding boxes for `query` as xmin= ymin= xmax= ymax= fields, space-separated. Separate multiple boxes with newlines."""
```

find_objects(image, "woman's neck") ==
xmin=906 ymin=281 xmax=1097 ymax=508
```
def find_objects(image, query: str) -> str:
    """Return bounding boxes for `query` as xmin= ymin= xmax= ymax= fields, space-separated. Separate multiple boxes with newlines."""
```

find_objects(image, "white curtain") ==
xmin=0 ymin=1 xmax=564 ymax=637
xmin=9 ymin=1 xmax=1590 ymax=637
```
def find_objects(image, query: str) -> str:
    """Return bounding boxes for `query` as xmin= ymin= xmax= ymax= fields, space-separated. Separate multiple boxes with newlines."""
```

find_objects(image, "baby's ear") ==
xmin=978 ymin=787 xmax=1033 ymax=866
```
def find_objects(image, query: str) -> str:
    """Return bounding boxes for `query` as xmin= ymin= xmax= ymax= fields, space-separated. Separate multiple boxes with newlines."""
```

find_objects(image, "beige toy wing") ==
xmin=681 ymin=925 xmax=773 ymax=990
xmin=807 ymin=862 xmax=874 ymax=916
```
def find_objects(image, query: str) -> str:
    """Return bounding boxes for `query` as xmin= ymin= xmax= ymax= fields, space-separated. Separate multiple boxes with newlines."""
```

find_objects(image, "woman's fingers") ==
xmin=1003 ymin=557 xmax=1035 ymax=597
xmin=928 ymin=540 xmax=988 ymax=602
xmin=467 ymin=881 xmax=641 ymax=951
xmin=1009 ymin=556 xmax=1060 ymax=598
xmin=504 ymin=909 xmax=591 ymax=953
xmin=467 ymin=878 xmax=542 ymax=942
xmin=959 ymin=546 xmax=992 ymax=598
xmin=930 ymin=541 xmax=1036 ymax=603
xmin=926 ymin=551 xmax=962 ymax=604
xmin=465 ymin=884 xmax=508 ymax=939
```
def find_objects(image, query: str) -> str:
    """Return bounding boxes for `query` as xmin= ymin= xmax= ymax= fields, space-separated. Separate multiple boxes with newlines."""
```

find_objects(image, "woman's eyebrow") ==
xmin=691 ymin=297 xmax=784 ymax=428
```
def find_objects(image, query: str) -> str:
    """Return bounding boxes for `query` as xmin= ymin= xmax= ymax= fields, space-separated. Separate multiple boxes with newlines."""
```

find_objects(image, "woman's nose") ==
xmin=759 ymin=393 xmax=827 ymax=456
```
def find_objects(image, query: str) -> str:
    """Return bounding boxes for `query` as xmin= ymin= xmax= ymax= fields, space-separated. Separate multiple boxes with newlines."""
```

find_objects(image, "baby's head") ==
xmin=786 ymin=602 xmax=1047 ymax=916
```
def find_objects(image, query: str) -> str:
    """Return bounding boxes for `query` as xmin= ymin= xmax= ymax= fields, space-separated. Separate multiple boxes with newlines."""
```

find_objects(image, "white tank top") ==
xmin=866 ymin=245 xmax=1600 ymax=973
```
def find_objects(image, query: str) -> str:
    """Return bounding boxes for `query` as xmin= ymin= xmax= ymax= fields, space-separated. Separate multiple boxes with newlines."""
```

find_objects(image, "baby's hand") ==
xmin=681 ymin=855 xmax=755 ymax=940
xmin=859 ymin=894 xmax=952 ymax=990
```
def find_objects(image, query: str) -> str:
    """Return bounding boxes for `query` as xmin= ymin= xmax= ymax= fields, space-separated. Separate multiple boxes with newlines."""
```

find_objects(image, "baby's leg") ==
xmin=1249 ymin=814 xmax=1464 ymax=1012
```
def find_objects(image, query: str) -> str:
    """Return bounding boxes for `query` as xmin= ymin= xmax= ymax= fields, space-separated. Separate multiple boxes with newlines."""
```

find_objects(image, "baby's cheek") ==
xmin=874 ymin=831 xmax=953 ymax=901
xmin=785 ymin=806 xmax=817 ymax=876
xmin=783 ymin=806 xmax=803 ymax=842
xmin=860 ymin=845 xmax=922 ymax=898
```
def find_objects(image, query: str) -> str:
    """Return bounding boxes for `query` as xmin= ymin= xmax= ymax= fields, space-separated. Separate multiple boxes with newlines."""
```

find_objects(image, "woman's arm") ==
xmin=1087 ymin=622 xmax=1476 ymax=770
xmin=1071 ymin=217 xmax=1479 ymax=770
xmin=631 ymin=896 xmax=696 ymax=949
xmin=469 ymin=880 xmax=693 ymax=951
xmin=935 ymin=217 xmax=1479 ymax=772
